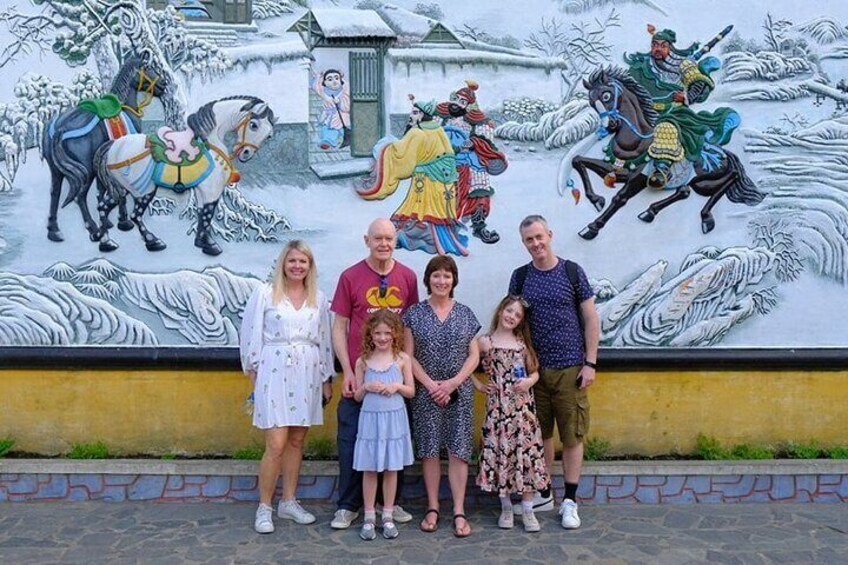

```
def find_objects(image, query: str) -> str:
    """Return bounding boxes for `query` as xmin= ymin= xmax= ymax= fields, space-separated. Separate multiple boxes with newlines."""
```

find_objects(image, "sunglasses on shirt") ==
xmin=379 ymin=274 xmax=389 ymax=298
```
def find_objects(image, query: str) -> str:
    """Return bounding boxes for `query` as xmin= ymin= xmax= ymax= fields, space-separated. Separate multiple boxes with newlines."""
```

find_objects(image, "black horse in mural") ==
xmin=42 ymin=55 xmax=170 ymax=243
xmin=569 ymin=66 xmax=765 ymax=239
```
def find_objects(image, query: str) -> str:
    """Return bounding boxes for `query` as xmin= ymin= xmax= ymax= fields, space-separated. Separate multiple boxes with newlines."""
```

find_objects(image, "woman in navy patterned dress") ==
xmin=403 ymin=255 xmax=480 ymax=537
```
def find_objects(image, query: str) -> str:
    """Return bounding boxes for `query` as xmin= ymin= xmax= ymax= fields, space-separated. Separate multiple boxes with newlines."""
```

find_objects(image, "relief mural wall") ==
xmin=1 ymin=0 xmax=846 ymax=350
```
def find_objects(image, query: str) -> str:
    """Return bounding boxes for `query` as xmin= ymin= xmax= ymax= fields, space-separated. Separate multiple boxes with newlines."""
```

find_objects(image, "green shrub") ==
xmin=0 ymin=438 xmax=14 ymax=457
xmin=68 ymin=441 xmax=110 ymax=459
xmin=729 ymin=444 xmax=775 ymax=460
xmin=160 ymin=453 xmax=177 ymax=460
xmin=305 ymin=437 xmax=336 ymax=460
xmin=782 ymin=441 xmax=823 ymax=459
xmin=584 ymin=437 xmax=612 ymax=461
xmin=232 ymin=445 xmax=263 ymax=460
xmin=825 ymin=446 xmax=848 ymax=459
xmin=695 ymin=434 xmax=729 ymax=460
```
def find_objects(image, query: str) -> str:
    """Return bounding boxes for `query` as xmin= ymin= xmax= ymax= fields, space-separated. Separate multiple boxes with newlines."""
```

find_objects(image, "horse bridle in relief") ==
xmin=595 ymin=82 xmax=654 ymax=141
xmin=122 ymin=68 xmax=159 ymax=118
xmin=231 ymin=113 xmax=262 ymax=158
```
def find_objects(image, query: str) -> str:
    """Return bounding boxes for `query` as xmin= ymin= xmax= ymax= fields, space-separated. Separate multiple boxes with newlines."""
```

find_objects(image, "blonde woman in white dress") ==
xmin=240 ymin=240 xmax=335 ymax=534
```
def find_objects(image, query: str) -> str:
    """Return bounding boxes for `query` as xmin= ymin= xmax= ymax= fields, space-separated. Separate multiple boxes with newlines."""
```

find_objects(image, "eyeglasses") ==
xmin=379 ymin=275 xmax=389 ymax=298
xmin=509 ymin=295 xmax=531 ymax=309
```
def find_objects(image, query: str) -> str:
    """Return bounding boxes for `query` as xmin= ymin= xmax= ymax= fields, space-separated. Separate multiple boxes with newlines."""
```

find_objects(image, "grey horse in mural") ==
xmin=41 ymin=55 xmax=170 ymax=243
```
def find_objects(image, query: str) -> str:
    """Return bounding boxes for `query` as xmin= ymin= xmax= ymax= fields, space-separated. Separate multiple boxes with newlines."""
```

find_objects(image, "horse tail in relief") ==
xmin=723 ymin=150 xmax=766 ymax=206
xmin=53 ymin=130 xmax=92 ymax=208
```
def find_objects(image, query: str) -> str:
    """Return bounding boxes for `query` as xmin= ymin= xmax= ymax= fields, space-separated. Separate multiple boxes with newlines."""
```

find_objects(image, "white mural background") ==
xmin=1 ymin=0 xmax=847 ymax=348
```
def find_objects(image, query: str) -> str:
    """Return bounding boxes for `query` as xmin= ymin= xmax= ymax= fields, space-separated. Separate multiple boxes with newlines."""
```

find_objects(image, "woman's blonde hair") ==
xmin=271 ymin=240 xmax=318 ymax=307
xmin=489 ymin=295 xmax=539 ymax=373
xmin=361 ymin=309 xmax=404 ymax=358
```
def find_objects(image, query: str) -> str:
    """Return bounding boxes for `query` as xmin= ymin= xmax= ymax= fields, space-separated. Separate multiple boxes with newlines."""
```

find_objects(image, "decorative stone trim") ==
xmin=1 ymin=460 xmax=845 ymax=504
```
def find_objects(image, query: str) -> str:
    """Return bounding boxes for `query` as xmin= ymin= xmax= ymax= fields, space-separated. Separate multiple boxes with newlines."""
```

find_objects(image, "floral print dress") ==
xmin=476 ymin=340 xmax=549 ymax=496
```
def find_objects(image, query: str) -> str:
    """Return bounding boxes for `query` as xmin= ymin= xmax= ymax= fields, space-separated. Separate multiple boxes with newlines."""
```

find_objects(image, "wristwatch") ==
xmin=584 ymin=360 xmax=597 ymax=369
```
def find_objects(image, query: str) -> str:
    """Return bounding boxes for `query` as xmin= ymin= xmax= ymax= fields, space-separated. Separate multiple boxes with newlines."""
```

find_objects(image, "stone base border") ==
xmin=1 ymin=460 xmax=846 ymax=504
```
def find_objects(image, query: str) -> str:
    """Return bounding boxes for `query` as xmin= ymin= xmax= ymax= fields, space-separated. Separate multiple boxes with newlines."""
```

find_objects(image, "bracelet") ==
xmin=584 ymin=360 xmax=597 ymax=369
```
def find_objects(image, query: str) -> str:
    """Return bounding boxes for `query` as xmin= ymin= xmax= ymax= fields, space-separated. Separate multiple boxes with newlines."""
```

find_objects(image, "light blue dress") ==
xmin=353 ymin=363 xmax=414 ymax=472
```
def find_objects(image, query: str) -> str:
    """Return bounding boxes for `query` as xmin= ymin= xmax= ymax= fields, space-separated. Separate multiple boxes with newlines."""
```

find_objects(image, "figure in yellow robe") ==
xmin=358 ymin=118 xmax=468 ymax=256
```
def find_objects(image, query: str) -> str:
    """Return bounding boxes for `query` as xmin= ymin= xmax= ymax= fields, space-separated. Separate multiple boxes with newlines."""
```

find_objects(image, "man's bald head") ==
xmin=367 ymin=218 xmax=395 ymax=237
xmin=364 ymin=218 xmax=397 ymax=263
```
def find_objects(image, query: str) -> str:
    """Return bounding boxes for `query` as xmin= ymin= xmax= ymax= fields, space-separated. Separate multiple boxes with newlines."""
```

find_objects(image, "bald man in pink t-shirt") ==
xmin=330 ymin=218 xmax=419 ymax=529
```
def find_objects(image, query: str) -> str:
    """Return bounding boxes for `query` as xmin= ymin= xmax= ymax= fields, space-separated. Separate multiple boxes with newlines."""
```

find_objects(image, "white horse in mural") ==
xmin=94 ymin=96 xmax=276 ymax=255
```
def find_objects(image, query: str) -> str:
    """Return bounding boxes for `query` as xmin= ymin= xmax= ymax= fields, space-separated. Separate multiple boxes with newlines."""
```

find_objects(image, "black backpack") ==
xmin=513 ymin=259 xmax=584 ymax=332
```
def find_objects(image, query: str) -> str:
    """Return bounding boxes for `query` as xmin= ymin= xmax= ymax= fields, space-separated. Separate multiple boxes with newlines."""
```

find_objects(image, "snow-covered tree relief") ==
xmin=525 ymin=10 xmax=621 ymax=102
xmin=0 ymin=0 xmax=187 ymax=123
xmin=719 ymin=13 xmax=848 ymax=105
xmin=496 ymin=10 xmax=620 ymax=147
xmin=557 ymin=0 xmax=667 ymax=16
xmin=745 ymin=116 xmax=848 ymax=286
xmin=0 ymin=0 xmax=224 ymax=192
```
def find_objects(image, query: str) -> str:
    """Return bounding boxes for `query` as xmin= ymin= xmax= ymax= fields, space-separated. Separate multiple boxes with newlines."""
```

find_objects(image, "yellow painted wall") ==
xmin=3 ymin=369 xmax=847 ymax=455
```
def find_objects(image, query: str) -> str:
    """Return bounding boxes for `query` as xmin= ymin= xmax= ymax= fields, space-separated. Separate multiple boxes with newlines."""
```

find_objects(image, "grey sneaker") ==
xmin=522 ymin=509 xmax=541 ymax=533
xmin=559 ymin=499 xmax=581 ymax=529
xmin=513 ymin=492 xmax=554 ymax=515
xmin=378 ymin=504 xmax=413 ymax=524
xmin=331 ymin=509 xmax=359 ymax=529
xmin=277 ymin=499 xmax=316 ymax=525
xmin=497 ymin=509 xmax=514 ymax=529
xmin=382 ymin=520 xmax=399 ymax=539
xmin=254 ymin=503 xmax=274 ymax=534
xmin=359 ymin=521 xmax=377 ymax=541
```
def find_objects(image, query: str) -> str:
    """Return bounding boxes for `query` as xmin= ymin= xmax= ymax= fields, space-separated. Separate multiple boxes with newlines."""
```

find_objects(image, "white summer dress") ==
xmin=239 ymin=284 xmax=334 ymax=428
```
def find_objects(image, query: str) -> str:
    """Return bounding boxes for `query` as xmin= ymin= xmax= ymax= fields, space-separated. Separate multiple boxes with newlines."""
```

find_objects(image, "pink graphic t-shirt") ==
xmin=330 ymin=259 xmax=419 ymax=366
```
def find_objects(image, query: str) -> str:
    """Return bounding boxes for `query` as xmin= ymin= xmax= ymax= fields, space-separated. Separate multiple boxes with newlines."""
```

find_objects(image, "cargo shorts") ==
xmin=534 ymin=366 xmax=590 ymax=448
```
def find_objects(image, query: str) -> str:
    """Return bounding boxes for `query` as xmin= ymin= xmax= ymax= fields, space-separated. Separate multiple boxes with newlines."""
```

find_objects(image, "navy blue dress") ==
xmin=403 ymin=300 xmax=480 ymax=462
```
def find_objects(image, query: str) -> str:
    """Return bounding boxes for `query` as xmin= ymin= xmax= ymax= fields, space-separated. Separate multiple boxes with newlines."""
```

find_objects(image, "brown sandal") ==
xmin=419 ymin=508 xmax=439 ymax=533
xmin=453 ymin=513 xmax=472 ymax=538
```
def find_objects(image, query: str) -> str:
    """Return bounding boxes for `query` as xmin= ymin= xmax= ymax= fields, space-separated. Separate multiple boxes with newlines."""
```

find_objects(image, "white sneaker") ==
xmin=277 ymin=499 xmax=316 ymax=524
xmin=377 ymin=504 xmax=413 ymax=524
xmin=497 ymin=509 xmax=514 ymax=529
xmin=359 ymin=521 xmax=377 ymax=541
xmin=381 ymin=520 xmax=399 ymax=539
xmin=513 ymin=492 xmax=554 ymax=515
xmin=330 ymin=509 xmax=359 ymax=529
xmin=522 ymin=509 xmax=541 ymax=533
xmin=559 ymin=499 xmax=581 ymax=529
xmin=254 ymin=503 xmax=274 ymax=534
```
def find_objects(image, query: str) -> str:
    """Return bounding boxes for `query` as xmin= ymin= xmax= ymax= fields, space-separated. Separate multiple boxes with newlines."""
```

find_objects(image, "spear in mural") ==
xmin=690 ymin=24 xmax=734 ymax=61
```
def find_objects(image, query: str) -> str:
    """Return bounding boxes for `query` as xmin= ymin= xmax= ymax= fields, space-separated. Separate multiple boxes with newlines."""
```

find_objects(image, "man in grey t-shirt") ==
xmin=509 ymin=214 xmax=600 ymax=529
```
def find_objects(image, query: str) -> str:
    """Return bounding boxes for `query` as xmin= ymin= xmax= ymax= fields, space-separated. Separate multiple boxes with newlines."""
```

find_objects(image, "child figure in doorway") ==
xmin=313 ymin=68 xmax=351 ymax=150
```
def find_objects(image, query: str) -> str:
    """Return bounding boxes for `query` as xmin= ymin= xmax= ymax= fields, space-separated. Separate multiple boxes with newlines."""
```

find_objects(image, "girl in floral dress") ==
xmin=473 ymin=295 xmax=549 ymax=532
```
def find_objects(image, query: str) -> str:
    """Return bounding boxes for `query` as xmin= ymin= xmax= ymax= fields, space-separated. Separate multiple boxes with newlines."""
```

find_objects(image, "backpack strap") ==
xmin=513 ymin=264 xmax=530 ymax=296
xmin=564 ymin=259 xmax=585 ymax=333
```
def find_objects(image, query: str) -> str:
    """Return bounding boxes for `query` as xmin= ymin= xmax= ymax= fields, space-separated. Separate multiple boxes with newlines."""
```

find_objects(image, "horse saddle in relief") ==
xmin=148 ymin=127 xmax=215 ymax=193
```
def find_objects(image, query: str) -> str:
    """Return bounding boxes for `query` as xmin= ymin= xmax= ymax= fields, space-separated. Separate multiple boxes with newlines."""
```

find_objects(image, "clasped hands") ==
xmin=364 ymin=380 xmax=398 ymax=396
xmin=426 ymin=378 xmax=457 ymax=407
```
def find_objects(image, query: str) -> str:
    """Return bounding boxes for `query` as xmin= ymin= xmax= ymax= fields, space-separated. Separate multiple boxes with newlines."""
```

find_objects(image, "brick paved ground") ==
xmin=1 ymin=502 xmax=846 ymax=564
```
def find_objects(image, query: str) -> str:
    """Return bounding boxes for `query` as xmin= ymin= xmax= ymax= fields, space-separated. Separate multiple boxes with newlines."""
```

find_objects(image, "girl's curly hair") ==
xmin=361 ymin=309 xmax=405 ymax=358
